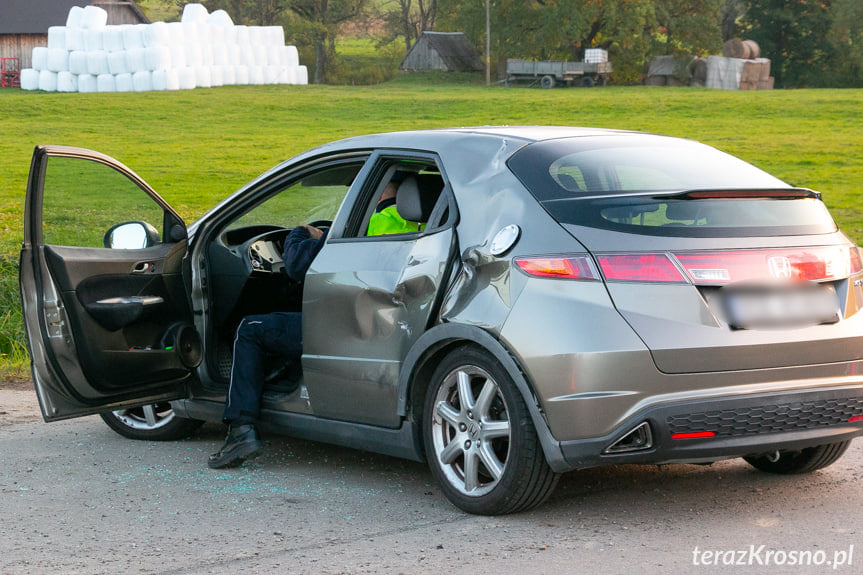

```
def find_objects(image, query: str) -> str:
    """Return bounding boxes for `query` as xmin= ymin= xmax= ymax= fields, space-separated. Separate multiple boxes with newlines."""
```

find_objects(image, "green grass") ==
xmin=2 ymin=79 xmax=863 ymax=372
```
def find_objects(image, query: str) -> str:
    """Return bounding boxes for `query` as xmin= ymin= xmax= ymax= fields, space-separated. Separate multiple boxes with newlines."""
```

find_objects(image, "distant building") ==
xmin=0 ymin=0 xmax=149 ymax=70
xmin=400 ymin=32 xmax=483 ymax=73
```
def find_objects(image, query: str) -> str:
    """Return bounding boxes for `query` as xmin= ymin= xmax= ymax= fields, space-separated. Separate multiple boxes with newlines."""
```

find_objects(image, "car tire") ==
xmin=743 ymin=441 xmax=851 ymax=474
xmin=422 ymin=346 xmax=559 ymax=515
xmin=100 ymin=402 xmax=204 ymax=441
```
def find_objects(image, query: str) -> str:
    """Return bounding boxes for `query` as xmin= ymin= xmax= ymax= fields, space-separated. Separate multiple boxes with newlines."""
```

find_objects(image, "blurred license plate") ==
xmin=723 ymin=283 xmax=840 ymax=329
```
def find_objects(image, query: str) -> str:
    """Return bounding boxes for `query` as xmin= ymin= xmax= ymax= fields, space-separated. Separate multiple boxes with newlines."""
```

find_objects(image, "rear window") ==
xmin=507 ymin=135 xmax=837 ymax=237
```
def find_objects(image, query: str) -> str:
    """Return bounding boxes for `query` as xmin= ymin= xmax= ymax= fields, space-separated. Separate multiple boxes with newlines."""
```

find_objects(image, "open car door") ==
xmin=20 ymin=146 xmax=198 ymax=421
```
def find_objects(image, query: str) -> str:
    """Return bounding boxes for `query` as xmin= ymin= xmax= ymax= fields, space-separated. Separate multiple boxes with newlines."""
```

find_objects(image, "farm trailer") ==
xmin=505 ymin=59 xmax=612 ymax=88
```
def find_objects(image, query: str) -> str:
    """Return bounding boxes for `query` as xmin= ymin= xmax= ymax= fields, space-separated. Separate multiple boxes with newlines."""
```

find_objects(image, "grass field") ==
xmin=2 ymin=76 xmax=862 ymax=372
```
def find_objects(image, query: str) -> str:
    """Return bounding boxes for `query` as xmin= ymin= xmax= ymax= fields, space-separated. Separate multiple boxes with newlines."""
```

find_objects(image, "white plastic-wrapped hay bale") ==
xmin=78 ymin=74 xmax=97 ymax=93
xmin=234 ymin=65 xmax=249 ymax=85
xmin=47 ymin=49 xmax=70 ymax=73
xmin=195 ymin=66 xmax=212 ymax=88
xmin=69 ymin=51 xmax=88 ymax=75
xmin=179 ymin=67 xmax=197 ymax=90
xmin=66 ymin=6 xmax=85 ymax=28
xmin=227 ymin=44 xmax=241 ymax=66
xmin=278 ymin=66 xmax=292 ymax=84
xmin=166 ymin=22 xmax=185 ymax=44
xmin=123 ymin=24 xmax=146 ymax=50
xmin=38 ymin=70 xmax=58 ymax=92
xmin=81 ymin=6 xmax=108 ymax=30
xmin=115 ymin=73 xmax=134 ymax=92
xmin=185 ymin=44 xmax=204 ymax=67
xmin=97 ymin=73 xmax=116 ymax=92
xmin=240 ymin=45 xmax=255 ymax=67
xmin=264 ymin=65 xmax=280 ymax=84
xmin=31 ymin=47 xmax=49 ymax=71
xmin=297 ymin=65 xmax=308 ymax=85
xmin=107 ymin=51 xmax=127 ymax=75
xmin=207 ymin=9 xmax=234 ymax=27
xmin=152 ymin=69 xmax=167 ymax=91
xmin=165 ymin=69 xmax=181 ymax=90
xmin=85 ymin=30 xmax=104 ymax=52
xmin=201 ymin=44 xmax=214 ymax=66
xmin=265 ymin=26 xmax=285 ymax=46
xmin=209 ymin=24 xmax=226 ymax=46
xmin=87 ymin=50 xmax=110 ymax=76
xmin=249 ymin=65 xmax=265 ymax=85
xmin=211 ymin=66 xmax=225 ymax=87
xmin=181 ymin=21 xmax=200 ymax=44
xmin=104 ymin=26 xmax=126 ymax=52
xmin=125 ymin=48 xmax=146 ymax=73
xmin=170 ymin=45 xmax=187 ymax=69
xmin=253 ymin=45 xmax=269 ymax=66
xmin=235 ymin=26 xmax=250 ymax=45
xmin=248 ymin=27 xmax=266 ymax=45
xmin=66 ymin=28 xmax=86 ymax=52
xmin=133 ymin=71 xmax=152 ymax=92
xmin=143 ymin=22 xmax=170 ymax=47
xmin=212 ymin=44 xmax=229 ymax=67
xmin=20 ymin=69 xmax=39 ymax=90
xmin=182 ymin=3 xmax=209 ymax=23
xmin=279 ymin=45 xmax=299 ymax=68
xmin=222 ymin=65 xmax=236 ymax=85
xmin=48 ymin=27 xmax=66 ymax=50
xmin=57 ymin=71 xmax=78 ymax=92
xmin=145 ymin=46 xmax=171 ymax=71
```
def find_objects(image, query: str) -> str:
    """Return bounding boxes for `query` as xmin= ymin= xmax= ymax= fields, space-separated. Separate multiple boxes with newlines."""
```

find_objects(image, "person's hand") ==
xmin=301 ymin=224 xmax=324 ymax=240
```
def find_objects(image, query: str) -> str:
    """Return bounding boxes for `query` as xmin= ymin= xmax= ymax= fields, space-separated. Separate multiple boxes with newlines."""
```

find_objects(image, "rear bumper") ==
xmin=557 ymin=385 xmax=863 ymax=471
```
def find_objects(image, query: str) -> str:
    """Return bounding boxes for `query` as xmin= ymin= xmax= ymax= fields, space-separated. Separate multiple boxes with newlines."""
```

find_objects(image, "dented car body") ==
xmin=21 ymin=127 xmax=863 ymax=514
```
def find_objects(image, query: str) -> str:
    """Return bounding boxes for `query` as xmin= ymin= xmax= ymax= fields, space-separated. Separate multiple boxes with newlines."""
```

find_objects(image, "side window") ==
xmin=42 ymin=156 xmax=164 ymax=248
xmin=228 ymin=162 xmax=363 ymax=230
xmin=348 ymin=158 xmax=448 ymax=239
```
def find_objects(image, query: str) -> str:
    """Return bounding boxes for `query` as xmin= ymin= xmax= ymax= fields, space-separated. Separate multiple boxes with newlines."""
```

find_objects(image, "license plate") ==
xmin=722 ymin=283 xmax=840 ymax=330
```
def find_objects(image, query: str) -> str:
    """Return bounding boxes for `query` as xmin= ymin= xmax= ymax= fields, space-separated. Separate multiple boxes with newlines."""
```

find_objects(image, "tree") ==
xmin=742 ymin=0 xmax=835 ymax=87
xmin=288 ymin=0 xmax=369 ymax=84
xmin=653 ymin=0 xmax=723 ymax=57
xmin=199 ymin=0 xmax=291 ymax=25
xmin=381 ymin=0 xmax=439 ymax=53
xmin=828 ymin=0 xmax=863 ymax=86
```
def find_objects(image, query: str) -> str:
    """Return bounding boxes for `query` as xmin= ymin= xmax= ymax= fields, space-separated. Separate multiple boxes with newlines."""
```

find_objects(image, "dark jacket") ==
xmin=282 ymin=226 xmax=328 ymax=283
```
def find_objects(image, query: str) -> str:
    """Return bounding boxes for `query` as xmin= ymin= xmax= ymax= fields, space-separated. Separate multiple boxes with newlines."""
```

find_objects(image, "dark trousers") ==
xmin=222 ymin=312 xmax=302 ymax=425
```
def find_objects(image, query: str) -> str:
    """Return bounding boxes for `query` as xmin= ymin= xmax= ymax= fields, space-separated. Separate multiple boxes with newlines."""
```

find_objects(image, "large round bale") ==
xmin=689 ymin=57 xmax=707 ymax=81
xmin=723 ymin=39 xmax=748 ymax=59
xmin=742 ymin=40 xmax=760 ymax=59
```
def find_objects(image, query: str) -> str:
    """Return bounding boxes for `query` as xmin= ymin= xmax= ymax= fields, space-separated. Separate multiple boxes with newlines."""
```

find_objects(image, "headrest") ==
xmin=396 ymin=175 xmax=443 ymax=223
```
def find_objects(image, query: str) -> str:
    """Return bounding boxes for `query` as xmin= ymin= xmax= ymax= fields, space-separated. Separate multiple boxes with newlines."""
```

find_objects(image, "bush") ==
xmin=0 ymin=256 xmax=28 ymax=372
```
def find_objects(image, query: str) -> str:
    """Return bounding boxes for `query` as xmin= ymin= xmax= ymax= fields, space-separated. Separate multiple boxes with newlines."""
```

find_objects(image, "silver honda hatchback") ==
xmin=21 ymin=127 xmax=863 ymax=515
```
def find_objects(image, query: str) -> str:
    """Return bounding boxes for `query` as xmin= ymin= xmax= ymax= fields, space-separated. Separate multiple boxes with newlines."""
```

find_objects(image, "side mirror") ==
xmin=104 ymin=221 xmax=160 ymax=250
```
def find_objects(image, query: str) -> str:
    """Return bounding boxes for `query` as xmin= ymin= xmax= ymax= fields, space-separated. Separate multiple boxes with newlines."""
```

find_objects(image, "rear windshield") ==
xmin=507 ymin=135 xmax=837 ymax=237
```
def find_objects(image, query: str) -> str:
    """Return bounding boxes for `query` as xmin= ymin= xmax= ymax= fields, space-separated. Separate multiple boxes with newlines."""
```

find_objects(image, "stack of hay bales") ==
xmin=19 ymin=3 xmax=307 ymax=92
xmin=705 ymin=39 xmax=773 ymax=90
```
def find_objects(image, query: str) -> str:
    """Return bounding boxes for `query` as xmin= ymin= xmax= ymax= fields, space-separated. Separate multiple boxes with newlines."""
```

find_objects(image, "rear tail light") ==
xmin=515 ymin=256 xmax=598 ymax=280
xmin=515 ymin=245 xmax=862 ymax=286
xmin=674 ymin=245 xmax=860 ymax=285
xmin=597 ymin=253 xmax=686 ymax=283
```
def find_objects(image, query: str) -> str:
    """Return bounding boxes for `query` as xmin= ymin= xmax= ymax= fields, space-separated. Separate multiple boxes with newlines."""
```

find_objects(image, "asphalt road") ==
xmin=1 ymin=410 xmax=861 ymax=574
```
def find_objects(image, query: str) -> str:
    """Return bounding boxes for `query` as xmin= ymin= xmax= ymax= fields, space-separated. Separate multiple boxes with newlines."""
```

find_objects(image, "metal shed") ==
xmin=400 ymin=32 xmax=483 ymax=72
xmin=0 ymin=0 xmax=149 ymax=70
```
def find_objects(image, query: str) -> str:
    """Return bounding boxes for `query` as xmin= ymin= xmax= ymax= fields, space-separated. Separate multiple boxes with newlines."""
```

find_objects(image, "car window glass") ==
xmin=42 ymin=156 xmax=164 ymax=248
xmin=349 ymin=159 xmax=446 ymax=238
xmin=228 ymin=163 xmax=362 ymax=230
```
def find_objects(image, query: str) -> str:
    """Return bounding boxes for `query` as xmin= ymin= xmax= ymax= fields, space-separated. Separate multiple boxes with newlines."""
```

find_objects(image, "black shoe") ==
xmin=208 ymin=424 xmax=262 ymax=469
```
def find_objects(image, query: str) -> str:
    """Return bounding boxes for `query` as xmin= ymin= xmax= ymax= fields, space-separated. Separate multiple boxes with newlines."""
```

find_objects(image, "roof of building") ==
xmin=0 ymin=0 xmax=148 ymax=35
xmin=402 ymin=32 xmax=483 ymax=72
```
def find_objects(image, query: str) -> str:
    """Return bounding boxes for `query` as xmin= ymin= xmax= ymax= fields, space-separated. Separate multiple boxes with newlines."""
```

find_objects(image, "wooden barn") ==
xmin=400 ymin=32 xmax=483 ymax=72
xmin=1 ymin=0 xmax=149 ymax=77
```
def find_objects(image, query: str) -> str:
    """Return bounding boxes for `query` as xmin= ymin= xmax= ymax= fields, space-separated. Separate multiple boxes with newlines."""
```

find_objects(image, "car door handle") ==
xmin=132 ymin=261 xmax=153 ymax=273
xmin=96 ymin=296 xmax=164 ymax=306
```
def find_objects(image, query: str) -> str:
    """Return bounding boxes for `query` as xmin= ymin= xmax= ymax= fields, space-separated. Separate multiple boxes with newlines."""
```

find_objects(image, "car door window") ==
xmin=343 ymin=158 xmax=450 ymax=239
xmin=42 ymin=156 xmax=165 ymax=248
